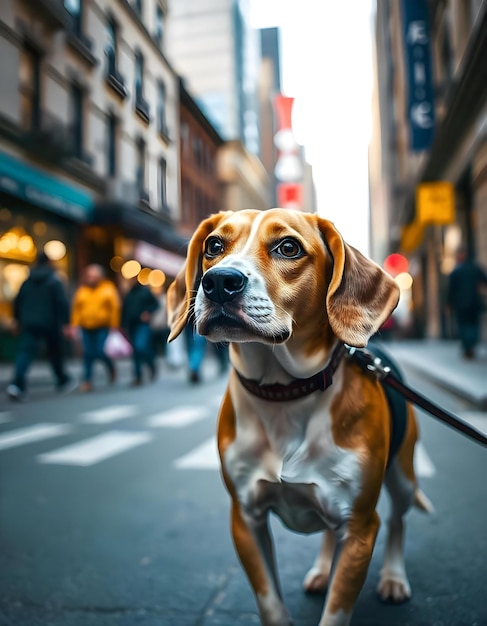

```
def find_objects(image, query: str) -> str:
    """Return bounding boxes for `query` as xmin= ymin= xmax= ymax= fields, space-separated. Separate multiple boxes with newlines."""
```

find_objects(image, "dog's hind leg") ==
xmin=377 ymin=458 xmax=414 ymax=603
xmin=303 ymin=530 xmax=336 ymax=593
xmin=377 ymin=405 xmax=422 ymax=603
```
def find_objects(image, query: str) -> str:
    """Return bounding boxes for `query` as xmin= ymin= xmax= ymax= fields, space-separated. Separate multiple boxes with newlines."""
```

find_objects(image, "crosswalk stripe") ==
xmin=414 ymin=442 xmax=436 ymax=478
xmin=0 ymin=411 xmax=13 ymax=424
xmin=37 ymin=431 xmax=153 ymax=466
xmin=80 ymin=405 xmax=138 ymax=424
xmin=0 ymin=423 xmax=72 ymax=451
xmin=148 ymin=406 xmax=211 ymax=428
xmin=174 ymin=436 xmax=219 ymax=469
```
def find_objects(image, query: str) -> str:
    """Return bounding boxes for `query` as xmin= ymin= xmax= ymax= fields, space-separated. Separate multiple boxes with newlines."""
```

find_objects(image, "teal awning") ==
xmin=0 ymin=151 xmax=94 ymax=222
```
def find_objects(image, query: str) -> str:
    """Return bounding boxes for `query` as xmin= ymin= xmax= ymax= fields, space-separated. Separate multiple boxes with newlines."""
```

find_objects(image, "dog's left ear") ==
xmin=166 ymin=212 xmax=230 ymax=341
xmin=317 ymin=217 xmax=400 ymax=347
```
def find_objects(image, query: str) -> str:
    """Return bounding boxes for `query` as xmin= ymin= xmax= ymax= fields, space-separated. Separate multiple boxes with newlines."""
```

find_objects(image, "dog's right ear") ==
xmin=167 ymin=212 xmax=230 ymax=341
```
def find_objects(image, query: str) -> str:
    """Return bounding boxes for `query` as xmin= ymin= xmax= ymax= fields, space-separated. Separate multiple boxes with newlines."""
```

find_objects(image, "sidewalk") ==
xmin=0 ymin=353 xmax=222 ymax=393
xmin=386 ymin=340 xmax=487 ymax=409
xmin=1 ymin=340 xmax=486 ymax=407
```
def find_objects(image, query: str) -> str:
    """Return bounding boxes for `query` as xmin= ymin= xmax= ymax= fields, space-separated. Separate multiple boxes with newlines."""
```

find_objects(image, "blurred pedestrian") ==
xmin=71 ymin=264 xmax=120 ymax=391
xmin=6 ymin=252 xmax=74 ymax=401
xmin=150 ymin=288 xmax=170 ymax=357
xmin=184 ymin=322 xmax=207 ymax=383
xmin=447 ymin=246 xmax=487 ymax=359
xmin=122 ymin=278 xmax=159 ymax=386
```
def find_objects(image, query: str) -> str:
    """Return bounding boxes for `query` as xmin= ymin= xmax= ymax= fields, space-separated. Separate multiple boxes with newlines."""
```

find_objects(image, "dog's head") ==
xmin=167 ymin=209 xmax=399 ymax=348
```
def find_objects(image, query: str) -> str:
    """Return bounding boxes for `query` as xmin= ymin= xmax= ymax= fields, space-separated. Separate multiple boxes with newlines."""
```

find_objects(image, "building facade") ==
xmin=369 ymin=0 xmax=487 ymax=338
xmin=0 ymin=0 xmax=186 ymax=356
xmin=179 ymin=80 xmax=223 ymax=235
xmin=166 ymin=0 xmax=261 ymax=154
xmin=217 ymin=139 xmax=271 ymax=213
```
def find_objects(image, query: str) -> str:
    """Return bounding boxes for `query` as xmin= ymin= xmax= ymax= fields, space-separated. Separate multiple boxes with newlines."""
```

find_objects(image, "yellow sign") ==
xmin=400 ymin=220 xmax=424 ymax=253
xmin=416 ymin=182 xmax=455 ymax=225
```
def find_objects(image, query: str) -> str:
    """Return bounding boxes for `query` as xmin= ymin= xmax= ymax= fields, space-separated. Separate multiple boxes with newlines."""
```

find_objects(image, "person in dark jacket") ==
xmin=121 ymin=279 xmax=159 ymax=385
xmin=7 ymin=252 xmax=74 ymax=400
xmin=447 ymin=246 xmax=487 ymax=359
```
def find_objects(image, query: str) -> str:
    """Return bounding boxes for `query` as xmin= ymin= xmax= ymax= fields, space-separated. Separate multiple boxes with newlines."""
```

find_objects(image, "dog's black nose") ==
xmin=202 ymin=268 xmax=248 ymax=303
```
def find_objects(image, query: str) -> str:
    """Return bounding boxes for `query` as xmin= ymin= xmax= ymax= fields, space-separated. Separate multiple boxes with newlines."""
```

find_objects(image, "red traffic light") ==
xmin=384 ymin=253 xmax=409 ymax=276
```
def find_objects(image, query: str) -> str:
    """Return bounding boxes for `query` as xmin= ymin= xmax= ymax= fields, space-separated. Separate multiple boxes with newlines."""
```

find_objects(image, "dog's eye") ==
xmin=205 ymin=237 xmax=224 ymax=258
xmin=272 ymin=238 xmax=304 ymax=259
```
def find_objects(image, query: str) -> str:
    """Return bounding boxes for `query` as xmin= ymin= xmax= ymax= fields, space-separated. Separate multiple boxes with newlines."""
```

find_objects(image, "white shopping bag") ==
xmin=105 ymin=329 xmax=133 ymax=359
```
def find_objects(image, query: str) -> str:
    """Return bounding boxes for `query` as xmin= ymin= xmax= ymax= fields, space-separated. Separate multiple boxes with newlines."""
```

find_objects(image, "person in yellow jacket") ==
xmin=71 ymin=264 xmax=120 ymax=392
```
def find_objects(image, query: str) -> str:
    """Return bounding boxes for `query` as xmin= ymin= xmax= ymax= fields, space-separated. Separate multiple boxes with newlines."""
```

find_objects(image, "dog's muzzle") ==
xmin=201 ymin=267 xmax=248 ymax=304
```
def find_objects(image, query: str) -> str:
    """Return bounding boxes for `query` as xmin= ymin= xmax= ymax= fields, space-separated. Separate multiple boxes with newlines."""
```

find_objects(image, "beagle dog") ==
xmin=167 ymin=208 xmax=431 ymax=626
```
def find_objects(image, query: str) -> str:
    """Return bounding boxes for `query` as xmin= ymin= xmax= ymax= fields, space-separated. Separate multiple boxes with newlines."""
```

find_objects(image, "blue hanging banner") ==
xmin=400 ymin=0 xmax=435 ymax=151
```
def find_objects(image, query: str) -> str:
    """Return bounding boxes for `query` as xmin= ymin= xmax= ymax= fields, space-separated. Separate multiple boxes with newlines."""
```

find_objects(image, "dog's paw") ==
xmin=303 ymin=566 xmax=330 ymax=594
xmin=377 ymin=571 xmax=411 ymax=604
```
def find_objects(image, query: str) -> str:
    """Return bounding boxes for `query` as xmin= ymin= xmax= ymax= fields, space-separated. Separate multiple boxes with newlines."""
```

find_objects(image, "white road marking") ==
xmin=174 ymin=436 xmax=219 ymax=469
xmin=0 ymin=423 xmax=72 ymax=451
xmin=148 ymin=406 xmax=212 ymax=428
xmin=0 ymin=411 xmax=13 ymax=424
xmin=80 ymin=405 xmax=138 ymax=424
xmin=414 ymin=442 xmax=436 ymax=478
xmin=37 ymin=431 xmax=153 ymax=466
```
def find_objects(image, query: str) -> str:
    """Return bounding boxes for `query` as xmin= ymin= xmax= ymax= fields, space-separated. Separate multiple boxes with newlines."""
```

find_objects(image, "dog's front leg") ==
xmin=231 ymin=500 xmax=292 ymax=626
xmin=319 ymin=512 xmax=380 ymax=626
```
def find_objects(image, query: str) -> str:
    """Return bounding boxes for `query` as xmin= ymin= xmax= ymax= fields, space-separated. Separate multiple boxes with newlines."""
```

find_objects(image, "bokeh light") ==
xmin=121 ymin=260 xmax=141 ymax=279
xmin=110 ymin=255 xmax=124 ymax=272
xmin=148 ymin=269 xmax=166 ymax=288
xmin=395 ymin=272 xmax=413 ymax=290
xmin=44 ymin=240 xmax=66 ymax=261
xmin=137 ymin=267 xmax=151 ymax=285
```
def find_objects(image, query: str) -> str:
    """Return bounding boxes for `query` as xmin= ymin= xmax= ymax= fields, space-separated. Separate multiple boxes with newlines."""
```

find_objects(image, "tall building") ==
xmin=258 ymin=27 xmax=280 ymax=205
xmin=166 ymin=0 xmax=261 ymax=154
xmin=369 ymin=0 xmax=487 ymax=338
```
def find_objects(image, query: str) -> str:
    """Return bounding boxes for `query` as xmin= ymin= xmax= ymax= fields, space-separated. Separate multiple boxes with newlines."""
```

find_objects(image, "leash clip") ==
xmin=345 ymin=345 xmax=391 ymax=380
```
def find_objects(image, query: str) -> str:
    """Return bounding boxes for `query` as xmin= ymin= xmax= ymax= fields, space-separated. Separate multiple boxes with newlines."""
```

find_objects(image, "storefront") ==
xmin=90 ymin=200 xmax=188 ymax=295
xmin=0 ymin=150 xmax=93 ymax=359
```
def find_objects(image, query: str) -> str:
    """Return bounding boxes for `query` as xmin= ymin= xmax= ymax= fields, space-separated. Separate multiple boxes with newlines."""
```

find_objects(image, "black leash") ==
xmin=347 ymin=346 xmax=487 ymax=447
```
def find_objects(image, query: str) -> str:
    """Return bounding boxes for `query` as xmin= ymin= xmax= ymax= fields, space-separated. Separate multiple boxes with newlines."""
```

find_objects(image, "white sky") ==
xmin=249 ymin=0 xmax=374 ymax=254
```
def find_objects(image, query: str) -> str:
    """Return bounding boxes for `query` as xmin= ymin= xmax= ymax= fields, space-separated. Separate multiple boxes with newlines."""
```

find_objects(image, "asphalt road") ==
xmin=0 ymin=352 xmax=486 ymax=626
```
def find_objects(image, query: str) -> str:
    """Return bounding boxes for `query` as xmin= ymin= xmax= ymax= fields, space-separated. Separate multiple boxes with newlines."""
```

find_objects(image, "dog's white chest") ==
xmin=223 ymin=399 xmax=362 ymax=534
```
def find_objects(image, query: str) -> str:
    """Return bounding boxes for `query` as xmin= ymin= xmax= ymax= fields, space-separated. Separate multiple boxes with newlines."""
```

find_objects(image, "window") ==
xmin=105 ymin=19 xmax=117 ymax=76
xmin=155 ymin=5 xmax=164 ymax=47
xmin=136 ymin=138 xmax=146 ymax=194
xmin=159 ymin=157 xmax=167 ymax=208
xmin=19 ymin=46 xmax=40 ymax=131
xmin=104 ymin=18 xmax=127 ymax=99
xmin=180 ymin=121 xmax=190 ymax=156
xmin=135 ymin=51 xmax=144 ymax=100
xmin=182 ymin=179 xmax=192 ymax=221
xmin=193 ymin=136 xmax=202 ymax=168
xmin=107 ymin=114 xmax=117 ymax=177
xmin=133 ymin=51 xmax=150 ymax=123
xmin=65 ymin=0 xmax=82 ymax=34
xmin=70 ymin=84 xmax=83 ymax=159
xmin=157 ymin=81 xmax=167 ymax=136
